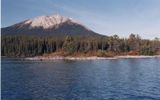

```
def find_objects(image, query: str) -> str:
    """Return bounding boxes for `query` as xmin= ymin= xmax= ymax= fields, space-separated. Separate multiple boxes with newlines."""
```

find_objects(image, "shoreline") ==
xmin=25 ymin=55 xmax=160 ymax=60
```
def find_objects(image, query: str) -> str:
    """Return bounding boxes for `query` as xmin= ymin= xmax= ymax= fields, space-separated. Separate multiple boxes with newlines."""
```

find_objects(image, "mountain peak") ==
xmin=24 ymin=14 xmax=68 ymax=29
xmin=2 ymin=14 xmax=101 ymax=37
xmin=22 ymin=14 xmax=89 ymax=30
xmin=52 ymin=14 xmax=64 ymax=18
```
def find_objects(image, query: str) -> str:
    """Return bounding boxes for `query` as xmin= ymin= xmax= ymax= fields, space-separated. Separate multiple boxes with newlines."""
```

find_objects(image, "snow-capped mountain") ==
xmin=2 ymin=14 xmax=101 ymax=37
xmin=24 ymin=14 xmax=89 ymax=30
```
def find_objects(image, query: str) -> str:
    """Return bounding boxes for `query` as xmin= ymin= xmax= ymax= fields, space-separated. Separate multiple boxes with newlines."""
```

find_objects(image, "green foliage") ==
xmin=139 ymin=40 xmax=156 ymax=55
xmin=62 ymin=36 xmax=76 ymax=55
xmin=1 ymin=34 xmax=160 ymax=57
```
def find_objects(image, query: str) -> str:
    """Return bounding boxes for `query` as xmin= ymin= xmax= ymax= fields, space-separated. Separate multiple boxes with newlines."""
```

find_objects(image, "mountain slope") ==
xmin=2 ymin=14 xmax=102 ymax=37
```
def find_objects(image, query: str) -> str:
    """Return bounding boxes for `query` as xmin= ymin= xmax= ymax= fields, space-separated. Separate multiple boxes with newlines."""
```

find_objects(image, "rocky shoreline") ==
xmin=25 ymin=55 xmax=160 ymax=60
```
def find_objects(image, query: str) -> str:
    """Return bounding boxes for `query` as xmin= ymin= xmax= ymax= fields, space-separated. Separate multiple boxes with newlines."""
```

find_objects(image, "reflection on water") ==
xmin=2 ymin=58 xmax=160 ymax=100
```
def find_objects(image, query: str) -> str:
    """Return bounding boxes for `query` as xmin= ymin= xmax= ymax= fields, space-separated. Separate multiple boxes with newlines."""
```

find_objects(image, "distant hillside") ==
xmin=1 ymin=14 xmax=103 ymax=37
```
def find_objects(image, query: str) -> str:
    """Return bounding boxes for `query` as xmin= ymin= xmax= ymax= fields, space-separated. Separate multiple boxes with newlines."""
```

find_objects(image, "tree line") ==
xmin=1 ymin=34 xmax=160 ymax=57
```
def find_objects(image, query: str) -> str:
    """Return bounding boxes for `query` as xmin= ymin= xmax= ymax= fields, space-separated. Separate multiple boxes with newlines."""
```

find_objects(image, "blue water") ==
xmin=2 ymin=58 xmax=160 ymax=100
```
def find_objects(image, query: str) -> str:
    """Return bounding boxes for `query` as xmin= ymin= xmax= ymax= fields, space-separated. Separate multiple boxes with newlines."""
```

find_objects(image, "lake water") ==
xmin=2 ymin=58 xmax=160 ymax=100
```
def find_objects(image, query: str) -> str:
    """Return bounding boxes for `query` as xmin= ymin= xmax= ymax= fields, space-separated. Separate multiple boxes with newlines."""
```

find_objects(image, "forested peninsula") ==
xmin=2 ymin=34 xmax=160 ymax=58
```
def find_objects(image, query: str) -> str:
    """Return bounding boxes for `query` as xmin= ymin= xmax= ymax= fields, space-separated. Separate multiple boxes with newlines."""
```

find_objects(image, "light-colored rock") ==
xmin=25 ymin=55 xmax=160 ymax=61
xmin=24 ymin=14 xmax=90 ymax=30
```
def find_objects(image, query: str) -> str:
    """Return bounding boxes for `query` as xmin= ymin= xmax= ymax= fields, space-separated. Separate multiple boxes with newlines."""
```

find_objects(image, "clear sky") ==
xmin=2 ymin=0 xmax=160 ymax=39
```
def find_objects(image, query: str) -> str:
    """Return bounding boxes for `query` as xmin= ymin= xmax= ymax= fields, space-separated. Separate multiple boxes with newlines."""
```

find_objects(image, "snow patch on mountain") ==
xmin=24 ymin=14 xmax=90 ymax=30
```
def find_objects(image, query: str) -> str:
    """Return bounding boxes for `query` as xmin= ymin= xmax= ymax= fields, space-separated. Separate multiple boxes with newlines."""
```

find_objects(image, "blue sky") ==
xmin=2 ymin=0 xmax=160 ymax=39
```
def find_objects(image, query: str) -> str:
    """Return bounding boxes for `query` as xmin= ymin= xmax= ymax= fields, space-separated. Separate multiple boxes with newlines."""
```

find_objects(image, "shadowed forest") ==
xmin=2 ymin=34 xmax=160 ymax=57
